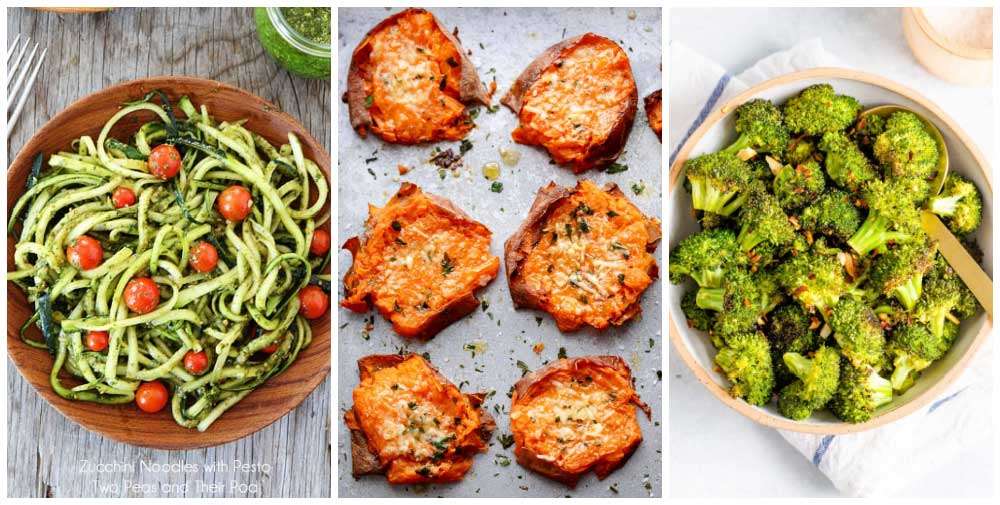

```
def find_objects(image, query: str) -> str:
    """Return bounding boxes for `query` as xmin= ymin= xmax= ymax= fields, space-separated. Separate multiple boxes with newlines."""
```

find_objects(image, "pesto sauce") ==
xmin=254 ymin=8 xmax=330 ymax=79
xmin=280 ymin=7 xmax=331 ymax=45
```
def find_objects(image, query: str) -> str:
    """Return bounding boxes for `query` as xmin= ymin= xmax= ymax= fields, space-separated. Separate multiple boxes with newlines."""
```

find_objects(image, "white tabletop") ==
xmin=669 ymin=7 xmax=994 ymax=498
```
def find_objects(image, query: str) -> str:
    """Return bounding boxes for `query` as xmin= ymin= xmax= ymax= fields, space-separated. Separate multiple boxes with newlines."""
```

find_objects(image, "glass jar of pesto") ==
xmin=254 ymin=7 xmax=330 ymax=79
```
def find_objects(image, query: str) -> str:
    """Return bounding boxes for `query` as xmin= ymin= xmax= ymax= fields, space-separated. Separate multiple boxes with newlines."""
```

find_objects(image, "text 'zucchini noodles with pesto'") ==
xmin=8 ymin=92 xmax=331 ymax=431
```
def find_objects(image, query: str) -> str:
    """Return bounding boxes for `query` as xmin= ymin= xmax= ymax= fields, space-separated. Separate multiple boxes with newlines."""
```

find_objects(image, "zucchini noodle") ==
xmin=8 ymin=92 xmax=330 ymax=431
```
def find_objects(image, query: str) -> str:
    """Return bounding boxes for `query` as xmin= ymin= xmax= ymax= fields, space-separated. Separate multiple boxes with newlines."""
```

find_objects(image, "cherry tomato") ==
xmin=310 ymin=229 xmax=331 ymax=256
xmin=298 ymin=285 xmax=329 ymax=319
xmin=85 ymin=330 xmax=109 ymax=352
xmin=148 ymin=144 xmax=182 ymax=180
xmin=124 ymin=277 xmax=160 ymax=314
xmin=112 ymin=186 xmax=137 ymax=208
xmin=216 ymin=185 xmax=253 ymax=222
xmin=66 ymin=235 xmax=104 ymax=270
xmin=183 ymin=351 xmax=209 ymax=375
xmin=262 ymin=341 xmax=280 ymax=354
xmin=189 ymin=241 xmax=219 ymax=273
xmin=135 ymin=380 xmax=169 ymax=413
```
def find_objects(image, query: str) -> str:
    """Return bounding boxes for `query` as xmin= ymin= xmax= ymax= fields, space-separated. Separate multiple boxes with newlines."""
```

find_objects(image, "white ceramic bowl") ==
xmin=668 ymin=68 xmax=993 ymax=434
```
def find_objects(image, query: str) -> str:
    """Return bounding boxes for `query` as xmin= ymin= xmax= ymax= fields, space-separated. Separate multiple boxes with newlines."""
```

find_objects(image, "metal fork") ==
xmin=7 ymin=34 xmax=47 ymax=135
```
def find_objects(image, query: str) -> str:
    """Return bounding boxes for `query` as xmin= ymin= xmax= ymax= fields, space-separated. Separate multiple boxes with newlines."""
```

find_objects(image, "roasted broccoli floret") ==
xmin=927 ymin=254 xmax=980 ymax=319
xmin=829 ymin=361 xmax=893 ymax=423
xmin=800 ymin=190 xmax=862 ymax=242
xmin=747 ymin=156 xmax=774 ymax=185
xmin=736 ymin=188 xmax=795 ymax=254
xmin=888 ymin=323 xmax=949 ymax=391
xmin=772 ymin=159 xmax=826 ymax=211
xmin=873 ymin=111 xmax=939 ymax=180
xmin=847 ymin=178 xmax=922 ymax=256
xmin=782 ymin=84 xmax=862 ymax=136
xmin=913 ymin=266 xmax=964 ymax=340
xmin=768 ymin=303 xmax=823 ymax=388
xmin=818 ymin=130 xmax=877 ymax=192
xmin=681 ymin=289 xmax=714 ymax=332
xmin=854 ymin=112 xmax=887 ymax=153
xmin=684 ymin=151 xmax=754 ymax=215
xmin=669 ymin=228 xmax=742 ymax=288
xmin=929 ymin=173 xmax=983 ymax=236
xmin=776 ymin=250 xmax=851 ymax=316
xmin=868 ymin=239 xmax=937 ymax=311
xmin=698 ymin=211 xmax=731 ymax=230
xmin=697 ymin=269 xmax=782 ymax=337
xmin=724 ymin=98 xmax=789 ymax=158
xmin=785 ymin=137 xmax=816 ymax=166
xmin=829 ymin=297 xmax=886 ymax=369
xmin=777 ymin=347 xmax=841 ymax=420
xmin=714 ymin=331 xmax=775 ymax=406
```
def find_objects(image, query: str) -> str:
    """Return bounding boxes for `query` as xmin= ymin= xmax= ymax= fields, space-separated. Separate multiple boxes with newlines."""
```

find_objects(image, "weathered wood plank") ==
xmin=6 ymin=7 xmax=331 ymax=498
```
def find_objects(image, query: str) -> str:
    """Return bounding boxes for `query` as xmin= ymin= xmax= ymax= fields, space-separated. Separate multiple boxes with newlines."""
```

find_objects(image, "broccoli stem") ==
xmin=893 ymin=274 xmax=924 ymax=311
xmin=869 ymin=370 xmax=894 ymax=408
xmin=695 ymin=287 xmax=724 ymax=312
xmin=782 ymin=352 xmax=812 ymax=379
xmin=690 ymin=179 xmax=743 ymax=215
xmin=722 ymin=134 xmax=754 ymax=157
xmin=926 ymin=306 xmax=950 ymax=339
xmin=847 ymin=212 xmax=910 ymax=256
xmin=890 ymin=354 xmax=929 ymax=391
xmin=736 ymin=222 xmax=764 ymax=252
xmin=929 ymin=194 xmax=960 ymax=216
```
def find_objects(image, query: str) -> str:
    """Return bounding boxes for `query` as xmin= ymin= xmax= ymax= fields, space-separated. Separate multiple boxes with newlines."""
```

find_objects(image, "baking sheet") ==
xmin=336 ymin=7 xmax=662 ymax=498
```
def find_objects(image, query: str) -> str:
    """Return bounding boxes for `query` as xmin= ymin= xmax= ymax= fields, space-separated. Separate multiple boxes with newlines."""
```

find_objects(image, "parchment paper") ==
xmin=336 ymin=7 xmax=662 ymax=498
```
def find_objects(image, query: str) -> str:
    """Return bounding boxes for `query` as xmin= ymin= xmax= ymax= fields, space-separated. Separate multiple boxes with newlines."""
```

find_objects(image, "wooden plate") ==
xmin=6 ymin=76 xmax=331 ymax=449
xmin=668 ymin=67 xmax=993 ymax=434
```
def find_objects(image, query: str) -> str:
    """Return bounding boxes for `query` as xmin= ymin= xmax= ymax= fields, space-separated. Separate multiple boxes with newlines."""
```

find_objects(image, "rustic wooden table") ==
xmin=6 ymin=7 xmax=331 ymax=498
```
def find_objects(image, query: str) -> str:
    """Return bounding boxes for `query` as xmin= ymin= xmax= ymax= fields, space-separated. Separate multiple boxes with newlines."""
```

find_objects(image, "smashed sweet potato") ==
xmin=346 ymin=8 xmax=490 ymax=144
xmin=345 ymin=354 xmax=495 ymax=484
xmin=510 ymin=356 xmax=651 ymax=486
xmin=504 ymin=180 xmax=660 ymax=331
xmin=502 ymin=33 xmax=637 ymax=172
xmin=644 ymin=89 xmax=662 ymax=140
xmin=342 ymin=182 xmax=499 ymax=339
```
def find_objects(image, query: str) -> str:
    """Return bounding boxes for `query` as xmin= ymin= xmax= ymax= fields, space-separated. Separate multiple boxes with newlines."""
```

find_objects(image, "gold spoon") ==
xmin=858 ymin=105 xmax=992 ymax=319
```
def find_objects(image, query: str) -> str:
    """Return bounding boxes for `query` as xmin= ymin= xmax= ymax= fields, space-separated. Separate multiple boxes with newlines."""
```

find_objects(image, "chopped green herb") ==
xmin=460 ymin=139 xmax=474 ymax=154
xmin=516 ymin=360 xmax=531 ymax=376
xmin=490 ymin=181 xmax=503 ymax=193
xmin=441 ymin=253 xmax=455 ymax=275
xmin=498 ymin=433 xmax=515 ymax=449
xmin=605 ymin=163 xmax=628 ymax=174
xmin=364 ymin=95 xmax=374 ymax=108
xmin=631 ymin=181 xmax=646 ymax=195
xmin=557 ymin=347 xmax=567 ymax=359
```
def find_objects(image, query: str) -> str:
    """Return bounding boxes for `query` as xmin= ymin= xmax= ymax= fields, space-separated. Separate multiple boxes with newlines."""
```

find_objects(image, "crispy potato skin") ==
xmin=342 ymin=183 xmax=499 ymax=340
xmin=504 ymin=180 xmax=660 ymax=331
xmin=510 ymin=356 xmax=651 ymax=486
xmin=502 ymin=33 xmax=637 ymax=172
xmin=345 ymin=354 xmax=495 ymax=484
xmin=644 ymin=89 xmax=662 ymax=140
xmin=347 ymin=8 xmax=489 ymax=144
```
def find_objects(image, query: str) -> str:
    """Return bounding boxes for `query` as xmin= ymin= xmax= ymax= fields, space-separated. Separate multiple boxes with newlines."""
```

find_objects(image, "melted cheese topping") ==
xmin=353 ymin=356 xmax=484 ymax=483
xmin=511 ymin=35 xmax=635 ymax=168
xmin=359 ymin=11 xmax=472 ymax=143
xmin=343 ymin=186 xmax=499 ymax=337
xmin=511 ymin=364 xmax=642 ymax=474
xmin=519 ymin=181 xmax=657 ymax=331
